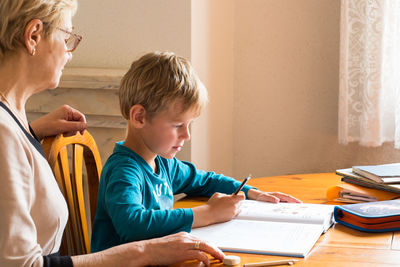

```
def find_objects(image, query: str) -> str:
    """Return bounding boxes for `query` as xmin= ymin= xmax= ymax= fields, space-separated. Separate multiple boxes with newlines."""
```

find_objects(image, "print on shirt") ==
xmin=152 ymin=182 xmax=174 ymax=210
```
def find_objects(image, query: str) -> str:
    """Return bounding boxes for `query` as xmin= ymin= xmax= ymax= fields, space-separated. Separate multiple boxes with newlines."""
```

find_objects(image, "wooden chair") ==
xmin=42 ymin=131 xmax=102 ymax=256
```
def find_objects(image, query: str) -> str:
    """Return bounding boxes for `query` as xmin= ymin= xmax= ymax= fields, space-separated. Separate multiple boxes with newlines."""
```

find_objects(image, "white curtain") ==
xmin=339 ymin=0 xmax=400 ymax=148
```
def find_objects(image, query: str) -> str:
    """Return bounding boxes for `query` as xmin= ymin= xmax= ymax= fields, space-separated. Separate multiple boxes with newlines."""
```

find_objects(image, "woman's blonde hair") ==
xmin=0 ymin=0 xmax=77 ymax=60
xmin=119 ymin=51 xmax=208 ymax=120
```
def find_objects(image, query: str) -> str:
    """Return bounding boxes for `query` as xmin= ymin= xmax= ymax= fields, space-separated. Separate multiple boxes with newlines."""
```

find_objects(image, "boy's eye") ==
xmin=174 ymin=124 xmax=184 ymax=128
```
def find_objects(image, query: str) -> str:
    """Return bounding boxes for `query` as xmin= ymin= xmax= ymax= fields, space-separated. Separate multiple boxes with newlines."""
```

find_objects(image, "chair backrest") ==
xmin=42 ymin=131 xmax=102 ymax=256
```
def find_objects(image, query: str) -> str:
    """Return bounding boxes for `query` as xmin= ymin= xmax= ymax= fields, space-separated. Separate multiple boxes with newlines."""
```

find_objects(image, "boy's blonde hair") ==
xmin=119 ymin=51 xmax=208 ymax=120
xmin=0 ymin=0 xmax=78 ymax=60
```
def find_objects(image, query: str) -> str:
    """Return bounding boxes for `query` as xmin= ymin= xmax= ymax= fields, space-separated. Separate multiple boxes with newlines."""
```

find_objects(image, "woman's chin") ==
xmin=47 ymin=76 xmax=62 ymax=89
xmin=46 ymin=81 xmax=59 ymax=90
xmin=49 ymin=71 xmax=64 ymax=89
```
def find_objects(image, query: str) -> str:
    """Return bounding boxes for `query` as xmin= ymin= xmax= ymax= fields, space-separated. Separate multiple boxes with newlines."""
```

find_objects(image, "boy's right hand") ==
xmin=192 ymin=193 xmax=245 ymax=228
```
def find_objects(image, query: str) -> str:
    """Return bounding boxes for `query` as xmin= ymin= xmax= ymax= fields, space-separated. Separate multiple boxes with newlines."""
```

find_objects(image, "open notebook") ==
xmin=191 ymin=200 xmax=335 ymax=257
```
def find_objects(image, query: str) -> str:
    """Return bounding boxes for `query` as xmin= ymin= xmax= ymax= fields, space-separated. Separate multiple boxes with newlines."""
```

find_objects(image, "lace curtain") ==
xmin=339 ymin=0 xmax=400 ymax=148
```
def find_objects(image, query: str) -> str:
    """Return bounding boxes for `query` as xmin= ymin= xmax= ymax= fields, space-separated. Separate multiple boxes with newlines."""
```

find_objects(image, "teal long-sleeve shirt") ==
xmin=91 ymin=142 xmax=253 ymax=252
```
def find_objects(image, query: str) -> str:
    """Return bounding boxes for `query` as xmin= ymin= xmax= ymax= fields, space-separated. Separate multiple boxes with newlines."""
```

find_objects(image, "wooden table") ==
xmin=173 ymin=173 xmax=400 ymax=266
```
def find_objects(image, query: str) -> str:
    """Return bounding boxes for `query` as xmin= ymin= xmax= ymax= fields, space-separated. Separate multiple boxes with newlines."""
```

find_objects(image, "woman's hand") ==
xmin=247 ymin=189 xmax=302 ymax=203
xmin=72 ymin=232 xmax=225 ymax=267
xmin=192 ymin=192 xmax=245 ymax=227
xmin=140 ymin=232 xmax=225 ymax=266
xmin=30 ymin=105 xmax=87 ymax=140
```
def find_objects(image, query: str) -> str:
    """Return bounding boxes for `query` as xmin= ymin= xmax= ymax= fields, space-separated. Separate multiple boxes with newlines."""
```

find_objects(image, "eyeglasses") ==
xmin=56 ymin=27 xmax=82 ymax=52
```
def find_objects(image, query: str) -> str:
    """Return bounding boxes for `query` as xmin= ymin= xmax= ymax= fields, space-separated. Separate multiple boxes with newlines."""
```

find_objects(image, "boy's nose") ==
xmin=181 ymin=126 xmax=191 ymax=140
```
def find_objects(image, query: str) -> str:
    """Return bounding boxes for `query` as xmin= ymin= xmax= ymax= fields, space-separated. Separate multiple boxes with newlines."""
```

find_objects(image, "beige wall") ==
xmin=191 ymin=1 xmax=234 ymax=176
xmin=70 ymin=0 xmax=191 ymax=68
xmin=65 ymin=0 xmax=400 ymax=179
xmin=232 ymin=0 xmax=400 ymax=178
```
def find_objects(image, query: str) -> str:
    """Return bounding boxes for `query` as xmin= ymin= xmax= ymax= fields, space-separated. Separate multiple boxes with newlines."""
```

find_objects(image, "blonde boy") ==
xmin=91 ymin=51 xmax=300 ymax=252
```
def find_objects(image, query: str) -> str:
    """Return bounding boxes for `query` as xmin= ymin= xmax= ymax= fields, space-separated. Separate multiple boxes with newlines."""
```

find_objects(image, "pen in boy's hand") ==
xmin=234 ymin=175 xmax=251 ymax=195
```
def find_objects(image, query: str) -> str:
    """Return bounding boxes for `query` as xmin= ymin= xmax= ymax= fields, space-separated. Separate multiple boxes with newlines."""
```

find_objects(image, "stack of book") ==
xmin=327 ymin=163 xmax=400 ymax=203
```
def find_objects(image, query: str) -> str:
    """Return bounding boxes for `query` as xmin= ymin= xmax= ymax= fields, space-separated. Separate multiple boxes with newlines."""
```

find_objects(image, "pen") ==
xmin=234 ymin=175 xmax=251 ymax=195
xmin=243 ymin=259 xmax=299 ymax=267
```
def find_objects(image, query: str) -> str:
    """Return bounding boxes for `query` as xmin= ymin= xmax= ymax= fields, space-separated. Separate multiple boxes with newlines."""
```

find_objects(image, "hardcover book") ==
xmin=327 ymin=183 xmax=400 ymax=203
xmin=352 ymin=163 xmax=400 ymax=184
xmin=334 ymin=199 xmax=400 ymax=232
xmin=340 ymin=176 xmax=400 ymax=194
xmin=337 ymin=167 xmax=400 ymax=184
xmin=190 ymin=200 xmax=335 ymax=257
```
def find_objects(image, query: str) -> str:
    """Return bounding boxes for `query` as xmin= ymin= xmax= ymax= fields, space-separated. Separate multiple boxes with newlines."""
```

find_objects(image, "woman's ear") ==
xmin=24 ymin=19 xmax=43 ymax=56
xmin=129 ymin=104 xmax=147 ymax=128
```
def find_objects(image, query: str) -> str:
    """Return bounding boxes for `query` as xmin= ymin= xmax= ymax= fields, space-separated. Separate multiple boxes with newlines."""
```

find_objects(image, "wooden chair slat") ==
xmin=42 ymin=131 xmax=102 ymax=255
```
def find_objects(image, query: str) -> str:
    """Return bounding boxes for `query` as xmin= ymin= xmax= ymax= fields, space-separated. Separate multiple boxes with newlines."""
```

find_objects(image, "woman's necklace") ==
xmin=0 ymin=91 xmax=31 ymax=132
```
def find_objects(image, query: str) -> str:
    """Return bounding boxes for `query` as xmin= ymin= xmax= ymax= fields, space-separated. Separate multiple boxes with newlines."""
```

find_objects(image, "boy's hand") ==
xmin=192 ymin=193 xmax=245 ymax=228
xmin=247 ymin=189 xmax=302 ymax=203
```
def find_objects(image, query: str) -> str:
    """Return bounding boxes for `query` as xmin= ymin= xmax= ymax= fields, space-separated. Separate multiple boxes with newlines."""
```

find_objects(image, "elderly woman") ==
xmin=0 ymin=0 xmax=225 ymax=266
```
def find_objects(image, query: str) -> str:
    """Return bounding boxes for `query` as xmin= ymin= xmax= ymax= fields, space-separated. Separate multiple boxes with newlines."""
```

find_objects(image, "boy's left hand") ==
xmin=247 ymin=189 xmax=302 ymax=203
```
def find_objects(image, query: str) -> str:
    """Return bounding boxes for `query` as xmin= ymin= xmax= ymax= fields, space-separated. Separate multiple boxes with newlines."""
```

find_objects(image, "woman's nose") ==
xmin=66 ymin=51 xmax=73 ymax=62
